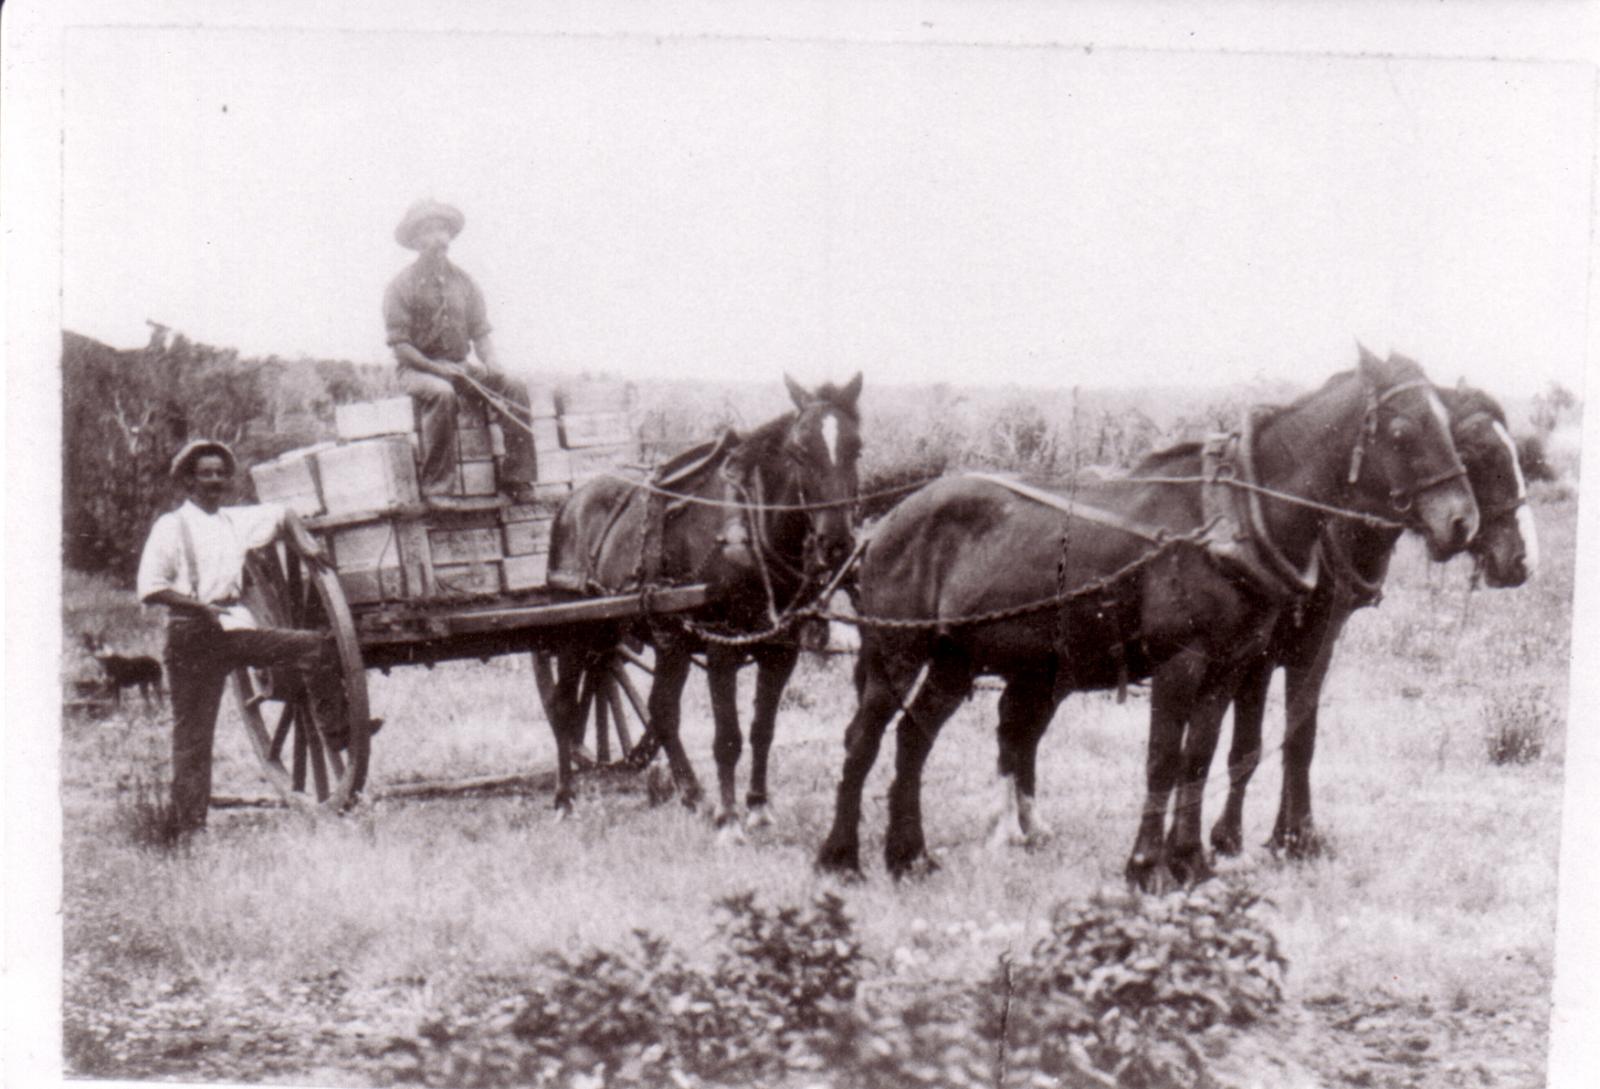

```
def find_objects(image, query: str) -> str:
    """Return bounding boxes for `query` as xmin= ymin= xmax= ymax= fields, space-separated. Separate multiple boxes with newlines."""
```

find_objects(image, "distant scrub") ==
xmin=393 ymin=882 xmax=1286 ymax=1089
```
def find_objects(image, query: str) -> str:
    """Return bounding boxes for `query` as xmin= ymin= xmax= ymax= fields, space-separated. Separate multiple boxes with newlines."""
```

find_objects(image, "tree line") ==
xmin=62 ymin=329 xmax=392 ymax=585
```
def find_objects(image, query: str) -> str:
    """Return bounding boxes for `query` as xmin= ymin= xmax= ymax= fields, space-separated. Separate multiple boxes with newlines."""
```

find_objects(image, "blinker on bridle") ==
xmin=1346 ymin=377 xmax=1469 ymax=514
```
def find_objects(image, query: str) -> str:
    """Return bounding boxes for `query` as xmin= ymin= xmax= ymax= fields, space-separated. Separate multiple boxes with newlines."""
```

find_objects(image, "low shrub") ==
xmin=1483 ymin=689 xmax=1556 ymax=766
xmin=400 ymin=882 xmax=1288 ymax=1089
xmin=113 ymin=772 xmax=190 ymax=853
xmin=993 ymin=879 xmax=1287 ymax=1089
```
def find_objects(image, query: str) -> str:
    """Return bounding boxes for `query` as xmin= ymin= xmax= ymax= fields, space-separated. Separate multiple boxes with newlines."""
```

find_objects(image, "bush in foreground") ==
xmin=392 ymin=881 xmax=1285 ymax=1089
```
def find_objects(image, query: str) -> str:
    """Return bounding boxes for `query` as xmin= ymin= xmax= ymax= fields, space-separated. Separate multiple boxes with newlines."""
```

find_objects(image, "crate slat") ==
xmin=503 ymin=553 xmax=548 ymax=591
xmin=336 ymin=398 xmax=415 ymax=441
xmin=559 ymin=412 xmax=633 ymax=449
xmin=316 ymin=438 xmax=420 ymax=516
xmin=503 ymin=516 xmax=554 ymax=557
xmin=429 ymin=526 xmax=504 ymax=565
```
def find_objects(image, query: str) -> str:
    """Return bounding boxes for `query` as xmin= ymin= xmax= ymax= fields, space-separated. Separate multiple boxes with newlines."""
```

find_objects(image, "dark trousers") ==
xmin=399 ymin=368 xmax=537 ymax=495
xmin=165 ymin=620 xmax=332 ymax=830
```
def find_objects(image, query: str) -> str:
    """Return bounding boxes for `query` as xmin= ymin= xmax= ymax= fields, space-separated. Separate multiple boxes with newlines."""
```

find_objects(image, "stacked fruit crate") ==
xmin=247 ymin=381 xmax=635 ymax=606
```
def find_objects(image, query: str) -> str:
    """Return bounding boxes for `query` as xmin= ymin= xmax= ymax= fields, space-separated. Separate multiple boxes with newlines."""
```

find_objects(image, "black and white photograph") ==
xmin=5 ymin=3 xmax=1597 ymax=1087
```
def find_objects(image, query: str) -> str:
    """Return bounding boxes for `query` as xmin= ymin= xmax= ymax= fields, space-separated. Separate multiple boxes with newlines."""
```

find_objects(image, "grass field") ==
xmin=58 ymin=479 xmax=1576 ymax=1088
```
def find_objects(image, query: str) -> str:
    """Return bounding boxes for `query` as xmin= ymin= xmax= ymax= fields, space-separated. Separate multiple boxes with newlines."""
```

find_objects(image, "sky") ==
xmin=53 ymin=5 xmax=1596 ymax=399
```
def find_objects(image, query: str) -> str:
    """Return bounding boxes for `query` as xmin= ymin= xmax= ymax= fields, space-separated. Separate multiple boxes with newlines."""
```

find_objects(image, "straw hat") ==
xmin=169 ymin=439 xmax=236 ymax=480
xmin=395 ymin=198 xmax=465 ymax=249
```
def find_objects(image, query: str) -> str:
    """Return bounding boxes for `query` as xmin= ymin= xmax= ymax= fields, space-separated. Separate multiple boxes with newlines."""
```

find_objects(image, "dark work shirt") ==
xmin=383 ymin=257 xmax=491 ymax=364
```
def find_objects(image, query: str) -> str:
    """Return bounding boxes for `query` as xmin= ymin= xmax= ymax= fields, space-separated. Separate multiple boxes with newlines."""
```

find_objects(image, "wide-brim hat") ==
xmin=395 ymin=198 xmax=465 ymax=249
xmin=170 ymin=439 xmax=237 ymax=480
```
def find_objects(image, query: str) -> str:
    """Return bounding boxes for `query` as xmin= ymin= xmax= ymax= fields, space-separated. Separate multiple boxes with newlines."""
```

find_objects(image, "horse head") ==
xmin=1350 ymin=346 xmax=1479 ymax=560
xmin=717 ymin=373 xmax=864 ymax=592
xmin=1444 ymin=383 xmax=1537 ymax=587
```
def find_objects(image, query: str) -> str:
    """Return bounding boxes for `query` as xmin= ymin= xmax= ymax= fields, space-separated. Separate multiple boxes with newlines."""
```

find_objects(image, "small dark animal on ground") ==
xmin=80 ymin=632 xmax=165 ymax=706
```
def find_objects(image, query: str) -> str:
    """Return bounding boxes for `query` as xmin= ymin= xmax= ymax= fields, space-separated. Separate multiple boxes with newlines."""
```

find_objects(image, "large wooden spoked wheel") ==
xmin=231 ymin=541 xmax=370 ymax=811
xmin=532 ymin=640 xmax=656 ymax=770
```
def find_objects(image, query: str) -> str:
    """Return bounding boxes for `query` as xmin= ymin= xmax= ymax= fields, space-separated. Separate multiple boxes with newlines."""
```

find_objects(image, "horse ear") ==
xmin=783 ymin=373 xmax=811 ymax=410
xmin=1456 ymin=376 xmax=1469 ymax=392
xmin=1356 ymin=341 xmax=1383 ymax=380
xmin=839 ymin=371 xmax=864 ymax=411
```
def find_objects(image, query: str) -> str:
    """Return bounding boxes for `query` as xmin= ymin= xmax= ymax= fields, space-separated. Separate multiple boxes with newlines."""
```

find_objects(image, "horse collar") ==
xmin=1199 ymin=416 xmax=1319 ymax=601
xmin=1316 ymin=525 xmax=1386 ymax=607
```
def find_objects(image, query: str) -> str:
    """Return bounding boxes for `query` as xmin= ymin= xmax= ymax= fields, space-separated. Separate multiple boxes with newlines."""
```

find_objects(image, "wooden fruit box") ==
xmin=249 ymin=442 xmax=334 ymax=517
xmin=559 ymin=412 xmax=633 ymax=449
xmin=336 ymin=397 xmax=415 ymax=442
xmin=317 ymin=437 xmax=421 ymax=516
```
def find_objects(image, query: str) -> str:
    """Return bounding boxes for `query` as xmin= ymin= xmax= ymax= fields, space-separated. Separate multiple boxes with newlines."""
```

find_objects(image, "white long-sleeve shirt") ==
xmin=136 ymin=500 xmax=288 ymax=631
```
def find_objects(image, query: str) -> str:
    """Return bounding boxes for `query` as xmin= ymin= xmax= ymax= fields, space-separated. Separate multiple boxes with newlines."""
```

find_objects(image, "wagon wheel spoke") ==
xmin=618 ymin=645 xmax=654 ymax=675
xmin=285 ymin=546 xmax=307 ymax=626
xmin=292 ymin=711 xmax=309 ymax=793
xmin=593 ymin=675 xmax=613 ymax=764
xmin=604 ymin=677 xmax=633 ymax=754
xmin=269 ymin=701 xmax=296 ymax=763
xmin=303 ymin=700 xmax=331 ymax=801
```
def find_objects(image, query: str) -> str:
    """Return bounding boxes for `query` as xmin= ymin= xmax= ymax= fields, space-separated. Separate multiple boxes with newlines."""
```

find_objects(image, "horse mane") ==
xmin=1445 ymin=384 xmax=1507 ymax=427
xmin=1130 ymin=440 xmax=1203 ymax=474
xmin=725 ymin=411 xmax=797 ymax=471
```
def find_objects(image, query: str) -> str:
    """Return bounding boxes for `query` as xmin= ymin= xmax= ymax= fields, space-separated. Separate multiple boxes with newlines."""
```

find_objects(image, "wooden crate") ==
xmin=536 ymin=448 xmax=573 ymax=483
xmin=559 ymin=412 xmax=632 ymax=449
xmin=336 ymin=398 xmax=415 ymax=441
xmin=316 ymin=437 xmax=420 ymax=516
xmin=429 ymin=525 xmax=503 ymax=565
xmin=458 ymin=426 xmax=495 ymax=460
xmin=503 ymin=514 xmax=554 ymax=557
xmin=457 ymin=458 xmax=499 ymax=496
xmin=431 ymin=562 xmax=502 ymax=597
xmin=249 ymin=443 xmax=331 ymax=516
xmin=503 ymin=553 xmax=548 ymax=591
xmin=338 ymin=564 xmax=406 ymax=605
xmin=323 ymin=517 xmax=431 ymax=603
xmin=531 ymin=418 xmax=562 ymax=452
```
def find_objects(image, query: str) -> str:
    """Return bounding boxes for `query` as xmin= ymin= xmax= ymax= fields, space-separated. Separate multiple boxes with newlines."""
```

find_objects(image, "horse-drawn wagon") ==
xmin=240 ymin=383 xmax=704 ymax=812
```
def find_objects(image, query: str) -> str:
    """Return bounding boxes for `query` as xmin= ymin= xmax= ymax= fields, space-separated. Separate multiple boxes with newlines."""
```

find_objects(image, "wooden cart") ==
xmin=238 ymin=387 xmax=693 ymax=811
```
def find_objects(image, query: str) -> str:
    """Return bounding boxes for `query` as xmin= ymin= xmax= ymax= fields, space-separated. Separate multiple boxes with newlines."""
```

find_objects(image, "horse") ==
xmin=814 ymin=348 xmax=1479 ymax=888
xmin=1205 ymin=382 xmax=1536 ymax=859
xmin=546 ymin=374 xmax=863 ymax=828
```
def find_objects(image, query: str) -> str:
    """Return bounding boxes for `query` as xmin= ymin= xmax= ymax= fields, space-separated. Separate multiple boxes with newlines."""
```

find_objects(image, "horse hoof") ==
xmin=716 ymin=821 xmax=748 ymax=848
xmin=1125 ymin=854 xmax=1172 ymax=894
xmin=1271 ymin=828 xmax=1329 ymax=861
xmin=745 ymin=805 xmax=773 ymax=831
xmin=815 ymin=840 xmax=862 ymax=877
xmin=887 ymin=850 xmax=940 ymax=882
xmin=1167 ymin=846 xmax=1214 ymax=887
xmin=1211 ymin=825 xmax=1244 ymax=857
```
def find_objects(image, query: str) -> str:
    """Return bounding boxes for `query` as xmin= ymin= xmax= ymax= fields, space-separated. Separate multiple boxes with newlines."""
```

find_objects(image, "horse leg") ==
xmin=1211 ymin=654 xmax=1272 ymax=856
xmin=988 ymin=670 xmax=1059 ymax=850
xmin=1166 ymin=670 xmax=1238 ymax=885
xmin=1270 ymin=638 xmax=1337 ymax=858
xmin=1127 ymin=649 xmax=1205 ymax=891
xmin=647 ymin=642 xmax=703 ymax=809
xmin=706 ymin=643 xmax=744 ymax=834
xmin=816 ymin=639 xmax=921 ymax=876
xmin=745 ymin=641 xmax=800 ymax=828
xmin=884 ymin=647 xmax=975 ymax=878
xmin=547 ymin=649 xmax=587 ymax=815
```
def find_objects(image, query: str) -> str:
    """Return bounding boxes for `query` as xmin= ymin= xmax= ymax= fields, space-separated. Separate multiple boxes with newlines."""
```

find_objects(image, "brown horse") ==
xmin=814 ymin=349 xmax=1478 ymax=888
xmin=1206 ymin=382 xmax=1536 ymax=859
xmin=546 ymin=374 xmax=862 ymax=826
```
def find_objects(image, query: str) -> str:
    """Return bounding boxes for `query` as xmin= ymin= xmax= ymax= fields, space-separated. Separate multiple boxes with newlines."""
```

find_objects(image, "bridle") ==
xmin=713 ymin=404 xmax=859 ymax=609
xmin=1451 ymin=410 xmax=1527 ymax=526
xmin=1347 ymin=377 xmax=1470 ymax=516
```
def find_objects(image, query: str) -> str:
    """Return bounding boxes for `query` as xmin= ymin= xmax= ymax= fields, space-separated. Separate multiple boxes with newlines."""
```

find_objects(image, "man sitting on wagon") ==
xmin=137 ymin=440 xmax=343 ymax=833
xmin=384 ymin=198 xmax=539 ymax=506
